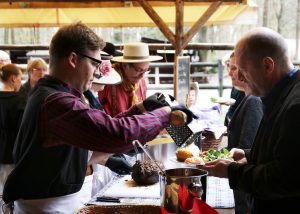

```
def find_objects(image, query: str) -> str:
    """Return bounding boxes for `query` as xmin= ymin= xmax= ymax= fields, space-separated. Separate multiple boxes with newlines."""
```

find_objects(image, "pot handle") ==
xmin=188 ymin=183 xmax=203 ymax=198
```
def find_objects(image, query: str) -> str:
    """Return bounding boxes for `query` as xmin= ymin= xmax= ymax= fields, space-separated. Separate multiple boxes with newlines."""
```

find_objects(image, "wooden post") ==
xmin=174 ymin=0 xmax=184 ymax=100
xmin=175 ymin=0 xmax=183 ymax=54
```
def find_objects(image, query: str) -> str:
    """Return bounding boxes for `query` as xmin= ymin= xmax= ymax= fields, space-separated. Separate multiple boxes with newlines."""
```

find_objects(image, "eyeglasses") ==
xmin=131 ymin=65 xmax=149 ymax=74
xmin=76 ymin=52 xmax=102 ymax=69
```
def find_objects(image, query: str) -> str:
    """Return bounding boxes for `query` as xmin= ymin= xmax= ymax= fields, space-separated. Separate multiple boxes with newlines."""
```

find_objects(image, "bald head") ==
xmin=235 ymin=27 xmax=292 ymax=71
xmin=234 ymin=27 xmax=294 ymax=97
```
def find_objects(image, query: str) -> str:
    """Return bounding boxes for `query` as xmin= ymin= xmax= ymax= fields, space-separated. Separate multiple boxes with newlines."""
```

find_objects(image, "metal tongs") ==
xmin=132 ymin=140 xmax=166 ymax=176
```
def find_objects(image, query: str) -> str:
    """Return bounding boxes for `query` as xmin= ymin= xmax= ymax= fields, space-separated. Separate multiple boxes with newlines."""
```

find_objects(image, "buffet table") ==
xmin=86 ymin=175 xmax=234 ymax=209
xmin=87 ymin=174 xmax=160 ymax=206
xmin=78 ymin=135 xmax=234 ymax=213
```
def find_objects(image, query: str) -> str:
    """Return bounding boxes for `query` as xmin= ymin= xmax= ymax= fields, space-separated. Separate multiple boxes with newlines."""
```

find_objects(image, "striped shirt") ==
xmin=40 ymin=76 xmax=170 ymax=153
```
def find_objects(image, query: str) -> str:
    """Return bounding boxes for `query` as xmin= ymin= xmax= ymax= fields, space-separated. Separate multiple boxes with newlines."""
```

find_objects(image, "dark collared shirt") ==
xmin=262 ymin=68 xmax=298 ymax=114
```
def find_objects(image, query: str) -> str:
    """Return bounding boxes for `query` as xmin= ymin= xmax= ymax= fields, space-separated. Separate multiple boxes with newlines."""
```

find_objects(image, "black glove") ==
xmin=171 ymin=104 xmax=198 ymax=124
xmin=105 ymin=154 xmax=132 ymax=175
xmin=143 ymin=93 xmax=169 ymax=111
xmin=168 ymin=94 xmax=176 ymax=102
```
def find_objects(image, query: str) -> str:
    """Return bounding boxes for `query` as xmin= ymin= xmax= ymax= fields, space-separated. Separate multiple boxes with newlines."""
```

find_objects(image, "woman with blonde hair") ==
xmin=20 ymin=57 xmax=47 ymax=97
xmin=0 ymin=64 xmax=26 ymax=212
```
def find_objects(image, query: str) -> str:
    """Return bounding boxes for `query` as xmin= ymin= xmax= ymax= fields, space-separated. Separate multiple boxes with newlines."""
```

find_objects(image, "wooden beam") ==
xmin=0 ymin=0 xmax=241 ymax=9
xmin=174 ymin=0 xmax=184 ymax=99
xmin=0 ymin=0 xmax=243 ymax=3
xmin=0 ymin=2 xmax=132 ymax=8
xmin=175 ymin=0 xmax=184 ymax=55
xmin=182 ymin=1 xmax=222 ymax=48
xmin=137 ymin=0 xmax=176 ymax=47
xmin=0 ymin=1 xmax=185 ymax=8
xmin=0 ymin=44 xmax=49 ymax=50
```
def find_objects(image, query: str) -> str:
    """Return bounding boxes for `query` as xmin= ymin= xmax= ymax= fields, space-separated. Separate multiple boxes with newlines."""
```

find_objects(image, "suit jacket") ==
xmin=228 ymin=70 xmax=300 ymax=214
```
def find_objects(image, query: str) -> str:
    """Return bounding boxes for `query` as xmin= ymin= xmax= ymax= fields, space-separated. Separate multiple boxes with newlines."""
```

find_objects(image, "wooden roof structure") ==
xmin=0 ymin=0 xmax=257 ymax=99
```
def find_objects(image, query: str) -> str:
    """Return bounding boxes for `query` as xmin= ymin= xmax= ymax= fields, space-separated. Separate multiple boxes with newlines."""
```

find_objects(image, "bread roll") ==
xmin=176 ymin=148 xmax=193 ymax=162
xmin=176 ymin=143 xmax=200 ymax=162
xmin=184 ymin=156 xmax=205 ymax=165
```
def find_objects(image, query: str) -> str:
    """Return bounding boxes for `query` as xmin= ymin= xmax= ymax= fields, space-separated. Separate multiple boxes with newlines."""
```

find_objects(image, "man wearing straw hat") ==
xmin=98 ymin=42 xmax=163 ymax=116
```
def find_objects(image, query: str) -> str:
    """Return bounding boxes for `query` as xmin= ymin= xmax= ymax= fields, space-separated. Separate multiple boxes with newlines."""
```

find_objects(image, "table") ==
xmin=87 ymin=174 xmax=234 ymax=210
xmin=86 ymin=136 xmax=234 ymax=211
xmin=87 ymin=175 xmax=160 ymax=207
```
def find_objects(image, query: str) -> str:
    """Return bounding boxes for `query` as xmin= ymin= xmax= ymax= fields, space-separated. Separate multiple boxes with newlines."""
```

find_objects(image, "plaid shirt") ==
xmin=40 ymin=76 xmax=170 ymax=153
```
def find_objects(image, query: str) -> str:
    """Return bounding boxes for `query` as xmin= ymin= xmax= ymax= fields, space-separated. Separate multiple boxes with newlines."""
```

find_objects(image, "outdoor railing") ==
xmin=147 ymin=60 xmax=229 ymax=97
xmin=147 ymin=60 xmax=300 ymax=97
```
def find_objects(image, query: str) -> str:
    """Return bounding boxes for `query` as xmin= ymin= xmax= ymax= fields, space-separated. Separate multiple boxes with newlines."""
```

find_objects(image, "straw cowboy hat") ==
xmin=111 ymin=42 xmax=163 ymax=63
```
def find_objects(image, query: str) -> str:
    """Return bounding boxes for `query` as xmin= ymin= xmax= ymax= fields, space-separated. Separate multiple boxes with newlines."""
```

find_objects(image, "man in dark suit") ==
xmin=202 ymin=27 xmax=300 ymax=213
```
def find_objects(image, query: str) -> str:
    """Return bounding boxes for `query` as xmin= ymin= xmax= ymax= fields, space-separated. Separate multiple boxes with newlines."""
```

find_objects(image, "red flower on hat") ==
xmin=100 ymin=60 xmax=113 ymax=76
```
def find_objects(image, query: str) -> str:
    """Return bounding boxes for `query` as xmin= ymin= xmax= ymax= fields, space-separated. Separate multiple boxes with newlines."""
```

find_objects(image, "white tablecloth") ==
xmin=102 ymin=175 xmax=160 ymax=198
xmin=206 ymin=176 xmax=235 ymax=208
xmin=88 ymin=175 xmax=160 ymax=206
xmin=88 ymin=174 xmax=234 ymax=209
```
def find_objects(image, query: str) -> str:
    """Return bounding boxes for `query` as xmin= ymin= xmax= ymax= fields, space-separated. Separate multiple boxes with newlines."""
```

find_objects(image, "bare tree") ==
xmin=4 ymin=28 xmax=9 ymax=44
xmin=11 ymin=29 xmax=15 ymax=44
xmin=273 ymin=0 xmax=284 ymax=33
xmin=263 ymin=0 xmax=269 ymax=26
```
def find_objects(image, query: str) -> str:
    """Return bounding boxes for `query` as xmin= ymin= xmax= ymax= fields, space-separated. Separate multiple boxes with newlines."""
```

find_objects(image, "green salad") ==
xmin=201 ymin=148 xmax=234 ymax=162
xmin=210 ymin=97 xmax=218 ymax=103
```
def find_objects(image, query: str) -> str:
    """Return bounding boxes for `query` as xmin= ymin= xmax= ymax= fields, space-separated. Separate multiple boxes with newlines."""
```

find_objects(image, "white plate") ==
xmin=211 ymin=97 xmax=235 ymax=105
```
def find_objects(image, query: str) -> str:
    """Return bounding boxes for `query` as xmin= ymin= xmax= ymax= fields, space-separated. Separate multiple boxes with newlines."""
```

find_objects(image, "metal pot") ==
xmin=143 ymin=140 xmax=177 ymax=166
xmin=160 ymin=168 xmax=208 ymax=214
